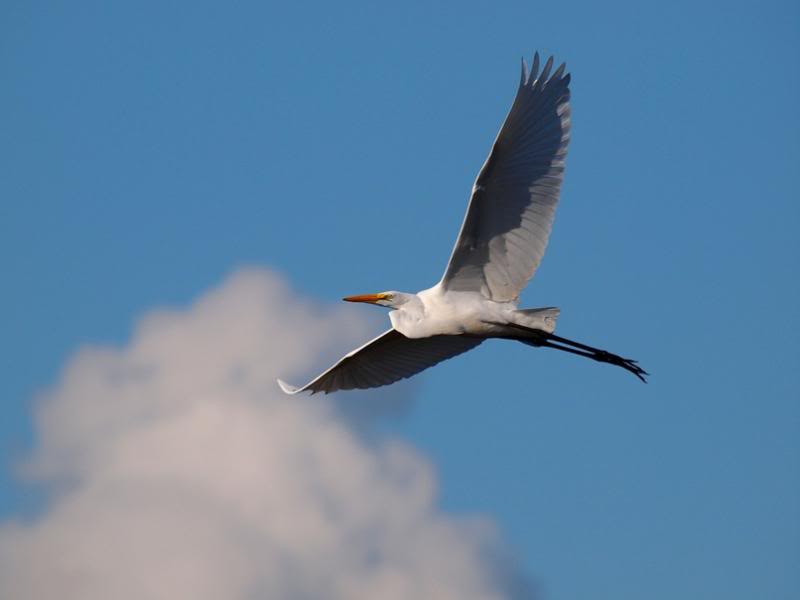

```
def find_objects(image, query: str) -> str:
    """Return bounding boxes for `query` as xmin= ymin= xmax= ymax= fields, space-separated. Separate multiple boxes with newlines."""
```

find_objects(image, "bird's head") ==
xmin=342 ymin=291 xmax=411 ymax=309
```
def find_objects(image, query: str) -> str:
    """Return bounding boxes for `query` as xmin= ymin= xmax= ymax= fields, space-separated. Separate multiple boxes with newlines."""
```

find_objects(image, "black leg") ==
xmin=497 ymin=322 xmax=649 ymax=383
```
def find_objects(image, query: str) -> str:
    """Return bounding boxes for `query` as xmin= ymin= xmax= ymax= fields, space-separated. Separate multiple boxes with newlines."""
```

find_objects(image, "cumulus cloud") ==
xmin=0 ymin=268 xmax=533 ymax=600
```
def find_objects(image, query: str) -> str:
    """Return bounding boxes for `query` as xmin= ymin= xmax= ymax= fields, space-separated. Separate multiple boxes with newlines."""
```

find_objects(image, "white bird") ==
xmin=278 ymin=53 xmax=646 ymax=395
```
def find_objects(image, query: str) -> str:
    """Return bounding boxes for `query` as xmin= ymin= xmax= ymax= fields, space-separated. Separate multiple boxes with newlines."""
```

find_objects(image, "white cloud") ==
xmin=0 ymin=268 xmax=532 ymax=600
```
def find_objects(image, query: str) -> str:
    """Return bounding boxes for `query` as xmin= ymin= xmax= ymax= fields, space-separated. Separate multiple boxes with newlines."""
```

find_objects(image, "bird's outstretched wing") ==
xmin=278 ymin=329 xmax=483 ymax=395
xmin=441 ymin=53 xmax=571 ymax=302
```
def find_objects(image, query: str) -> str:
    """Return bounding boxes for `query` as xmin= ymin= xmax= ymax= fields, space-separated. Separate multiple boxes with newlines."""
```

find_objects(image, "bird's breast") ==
xmin=389 ymin=310 xmax=435 ymax=338
xmin=390 ymin=294 xmax=506 ymax=338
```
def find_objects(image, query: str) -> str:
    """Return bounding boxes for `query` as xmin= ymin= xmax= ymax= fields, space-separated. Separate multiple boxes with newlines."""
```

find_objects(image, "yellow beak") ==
xmin=342 ymin=293 xmax=386 ymax=304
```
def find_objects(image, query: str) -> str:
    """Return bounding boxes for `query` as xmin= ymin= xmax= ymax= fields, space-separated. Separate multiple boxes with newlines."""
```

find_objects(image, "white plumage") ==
xmin=278 ymin=53 xmax=646 ymax=395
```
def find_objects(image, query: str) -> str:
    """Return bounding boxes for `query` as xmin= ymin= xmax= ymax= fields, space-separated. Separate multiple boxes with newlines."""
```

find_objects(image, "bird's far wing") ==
xmin=440 ymin=53 xmax=571 ymax=302
xmin=277 ymin=329 xmax=483 ymax=395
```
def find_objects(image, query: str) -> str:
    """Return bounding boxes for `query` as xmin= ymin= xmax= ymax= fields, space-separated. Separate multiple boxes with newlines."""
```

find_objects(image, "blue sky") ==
xmin=1 ymin=1 xmax=798 ymax=599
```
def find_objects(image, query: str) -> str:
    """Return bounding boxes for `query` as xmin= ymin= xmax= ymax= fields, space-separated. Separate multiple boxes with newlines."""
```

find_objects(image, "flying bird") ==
xmin=278 ymin=53 xmax=646 ymax=395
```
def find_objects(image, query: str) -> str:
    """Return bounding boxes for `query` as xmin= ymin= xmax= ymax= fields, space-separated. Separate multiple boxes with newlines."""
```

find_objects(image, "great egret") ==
xmin=278 ymin=53 xmax=646 ymax=395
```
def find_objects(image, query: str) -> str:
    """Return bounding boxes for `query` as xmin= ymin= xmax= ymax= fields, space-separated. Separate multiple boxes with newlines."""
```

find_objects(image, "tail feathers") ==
xmin=515 ymin=307 xmax=560 ymax=333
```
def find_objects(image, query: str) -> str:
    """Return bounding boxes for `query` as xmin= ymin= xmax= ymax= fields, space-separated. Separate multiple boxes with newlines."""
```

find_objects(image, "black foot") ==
xmin=593 ymin=350 xmax=648 ymax=383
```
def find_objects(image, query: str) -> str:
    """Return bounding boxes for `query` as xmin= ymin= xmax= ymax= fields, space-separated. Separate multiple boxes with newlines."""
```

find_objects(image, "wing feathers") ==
xmin=278 ymin=329 xmax=483 ymax=395
xmin=441 ymin=55 xmax=571 ymax=301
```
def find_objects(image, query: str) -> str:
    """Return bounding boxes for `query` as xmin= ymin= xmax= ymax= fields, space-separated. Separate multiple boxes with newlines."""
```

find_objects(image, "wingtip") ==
xmin=553 ymin=61 xmax=566 ymax=80
xmin=540 ymin=55 xmax=554 ymax=82
xmin=277 ymin=378 xmax=301 ymax=395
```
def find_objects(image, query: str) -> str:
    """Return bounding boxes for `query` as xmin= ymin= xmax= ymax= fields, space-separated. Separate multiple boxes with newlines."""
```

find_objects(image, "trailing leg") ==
xmin=496 ymin=322 xmax=648 ymax=383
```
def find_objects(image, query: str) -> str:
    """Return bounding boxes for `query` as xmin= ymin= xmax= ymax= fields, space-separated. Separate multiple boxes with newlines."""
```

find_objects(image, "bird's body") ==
xmin=386 ymin=285 xmax=557 ymax=339
xmin=278 ymin=53 xmax=646 ymax=395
